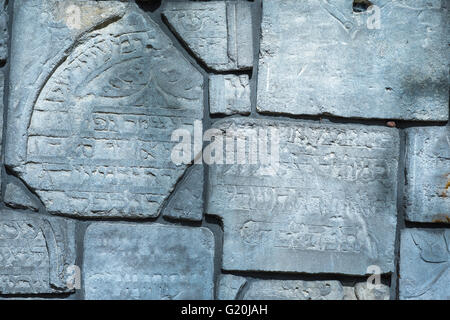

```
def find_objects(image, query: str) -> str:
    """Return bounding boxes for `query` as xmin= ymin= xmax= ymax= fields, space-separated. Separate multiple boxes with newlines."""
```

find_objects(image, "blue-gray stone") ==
xmin=83 ymin=223 xmax=215 ymax=300
xmin=399 ymin=228 xmax=450 ymax=300
xmin=4 ymin=181 xmax=40 ymax=211
xmin=209 ymin=74 xmax=251 ymax=115
xmin=207 ymin=118 xmax=399 ymax=275
xmin=0 ymin=209 xmax=76 ymax=294
xmin=5 ymin=0 xmax=203 ymax=218
xmin=257 ymin=0 xmax=448 ymax=120
xmin=405 ymin=126 xmax=450 ymax=223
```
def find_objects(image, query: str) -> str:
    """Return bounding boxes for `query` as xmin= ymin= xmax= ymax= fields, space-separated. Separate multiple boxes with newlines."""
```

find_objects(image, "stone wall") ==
xmin=0 ymin=0 xmax=448 ymax=300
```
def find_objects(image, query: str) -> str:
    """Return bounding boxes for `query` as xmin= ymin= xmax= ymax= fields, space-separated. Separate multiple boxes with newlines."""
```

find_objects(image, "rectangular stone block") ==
xmin=405 ymin=126 xmax=450 ymax=223
xmin=257 ymin=0 xmax=448 ymax=120
xmin=163 ymin=1 xmax=253 ymax=71
xmin=209 ymin=74 xmax=251 ymax=115
xmin=83 ymin=223 xmax=215 ymax=300
xmin=0 ymin=209 xmax=76 ymax=294
xmin=400 ymin=229 xmax=449 ymax=300
xmin=207 ymin=118 xmax=399 ymax=275
xmin=5 ymin=0 xmax=203 ymax=218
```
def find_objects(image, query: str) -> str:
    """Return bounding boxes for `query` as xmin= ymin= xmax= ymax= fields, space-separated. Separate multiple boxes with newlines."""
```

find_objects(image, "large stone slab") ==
xmin=257 ymin=0 xmax=448 ymax=120
xmin=0 ymin=209 xmax=76 ymax=294
xmin=83 ymin=223 xmax=215 ymax=300
xmin=405 ymin=126 xmax=450 ymax=223
xmin=163 ymin=1 xmax=253 ymax=71
xmin=399 ymin=229 xmax=449 ymax=300
xmin=207 ymin=118 xmax=399 ymax=275
xmin=241 ymin=280 xmax=390 ymax=300
xmin=209 ymin=74 xmax=251 ymax=116
xmin=5 ymin=0 xmax=203 ymax=218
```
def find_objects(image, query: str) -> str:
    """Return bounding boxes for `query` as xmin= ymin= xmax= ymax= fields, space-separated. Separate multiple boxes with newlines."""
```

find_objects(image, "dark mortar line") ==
xmin=249 ymin=0 xmax=262 ymax=118
xmin=392 ymin=129 xmax=407 ymax=300
xmin=404 ymin=221 xmax=450 ymax=229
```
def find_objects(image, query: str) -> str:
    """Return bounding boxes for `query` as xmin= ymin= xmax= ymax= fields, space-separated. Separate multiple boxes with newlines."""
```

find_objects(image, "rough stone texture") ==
xmin=0 ymin=0 xmax=7 ymax=62
xmin=241 ymin=280 xmax=390 ymax=300
xmin=399 ymin=229 xmax=450 ymax=300
xmin=207 ymin=118 xmax=399 ymax=275
xmin=5 ymin=0 xmax=203 ymax=218
xmin=163 ymin=1 xmax=253 ymax=71
xmin=217 ymin=274 xmax=247 ymax=300
xmin=209 ymin=74 xmax=251 ymax=115
xmin=162 ymin=164 xmax=204 ymax=222
xmin=405 ymin=126 xmax=450 ymax=223
xmin=83 ymin=223 xmax=215 ymax=300
xmin=0 ymin=209 xmax=76 ymax=294
xmin=257 ymin=0 xmax=449 ymax=121
xmin=4 ymin=181 xmax=39 ymax=211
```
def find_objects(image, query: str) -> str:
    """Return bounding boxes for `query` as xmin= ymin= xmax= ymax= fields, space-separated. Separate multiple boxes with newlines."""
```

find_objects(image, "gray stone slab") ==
xmin=241 ymin=280 xmax=390 ymax=300
xmin=4 ymin=181 xmax=39 ymax=211
xmin=399 ymin=228 xmax=449 ymax=300
xmin=5 ymin=0 xmax=203 ymax=218
xmin=217 ymin=274 xmax=247 ymax=300
xmin=257 ymin=0 xmax=448 ymax=121
xmin=209 ymin=74 xmax=251 ymax=115
xmin=163 ymin=1 xmax=253 ymax=71
xmin=405 ymin=126 xmax=450 ymax=223
xmin=162 ymin=165 xmax=204 ymax=222
xmin=83 ymin=223 xmax=215 ymax=300
xmin=0 ymin=0 xmax=7 ymax=62
xmin=0 ymin=209 xmax=76 ymax=294
xmin=207 ymin=118 xmax=399 ymax=275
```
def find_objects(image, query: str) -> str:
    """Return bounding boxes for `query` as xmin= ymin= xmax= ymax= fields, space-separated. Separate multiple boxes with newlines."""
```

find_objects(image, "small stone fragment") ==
xmin=163 ymin=1 xmax=253 ymax=71
xmin=399 ymin=229 xmax=449 ymax=300
xmin=217 ymin=274 xmax=247 ymax=300
xmin=209 ymin=74 xmax=251 ymax=115
xmin=404 ymin=126 xmax=450 ymax=223
xmin=4 ymin=181 xmax=39 ymax=211
xmin=163 ymin=165 xmax=204 ymax=222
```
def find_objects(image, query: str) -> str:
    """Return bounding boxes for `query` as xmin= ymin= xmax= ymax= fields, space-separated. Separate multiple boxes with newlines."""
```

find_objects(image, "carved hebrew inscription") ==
xmin=207 ymin=119 xmax=399 ymax=275
xmin=8 ymin=8 xmax=203 ymax=218
xmin=0 ymin=209 xmax=75 ymax=294
xmin=83 ymin=223 xmax=215 ymax=300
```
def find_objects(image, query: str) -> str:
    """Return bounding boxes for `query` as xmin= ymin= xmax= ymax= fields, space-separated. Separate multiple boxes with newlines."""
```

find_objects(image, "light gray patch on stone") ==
xmin=83 ymin=223 xmax=215 ymax=300
xmin=163 ymin=1 xmax=253 ymax=71
xmin=354 ymin=282 xmax=390 ymax=300
xmin=4 ymin=181 xmax=39 ymax=211
xmin=0 ymin=209 xmax=76 ymax=294
xmin=243 ymin=280 xmax=347 ymax=300
xmin=399 ymin=229 xmax=450 ymax=300
xmin=5 ymin=1 xmax=203 ymax=218
xmin=209 ymin=74 xmax=251 ymax=115
xmin=257 ymin=0 xmax=448 ymax=121
xmin=162 ymin=165 xmax=204 ymax=222
xmin=207 ymin=118 xmax=398 ymax=275
xmin=0 ymin=0 xmax=7 ymax=62
xmin=217 ymin=274 xmax=247 ymax=300
xmin=405 ymin=126 xmax=450 ymax=223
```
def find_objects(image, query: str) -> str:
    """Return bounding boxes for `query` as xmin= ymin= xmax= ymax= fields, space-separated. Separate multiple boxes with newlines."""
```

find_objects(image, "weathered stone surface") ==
xmin=257 ymin=0 xmax=448 ymax=120
xmin=83 ymin=223 xmax=215 ymax=300
xmin=399 ymin=229 xmax=450 ymax=300
xmin=241 ymin=280 xmax=390 ymax=300
xmin=0 ymin=209 xmax=76 ymax=294
xmin=207 ymin=118 xmax=399 ymax=275
xmin=162 ymin=165 xmax=204 ymax=222
xmin=163 ymin=1 xmax=253 ymax=71
xmin=4 ymin=181 xmax=40 ymax=211
xmin=5 ymin=0 xmax=203 ymax=218
xmin=0 ymin=0 xmax=7 ymax=62
xmin=217 ymin=274 xmax=247 ymax=300
xmin=405 ymin=126 xmax=450 ymax=223
xmin=209 ymin=74 xmax=251 ymax=115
